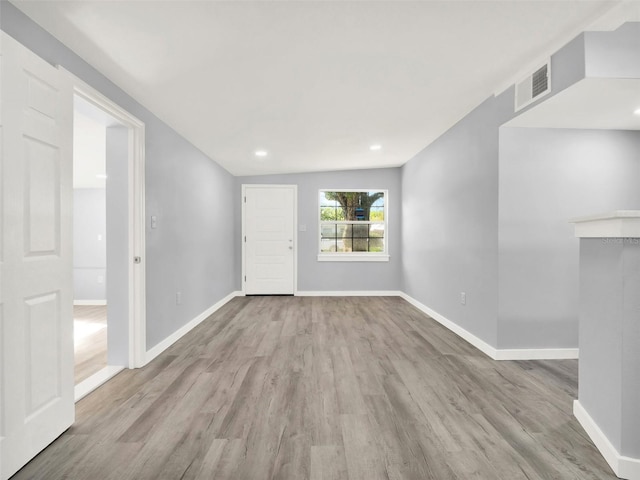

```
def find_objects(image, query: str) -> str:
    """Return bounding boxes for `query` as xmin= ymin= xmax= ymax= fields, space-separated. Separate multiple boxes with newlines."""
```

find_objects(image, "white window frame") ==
xmin=318 ymin=189 xmax=389 ymax=262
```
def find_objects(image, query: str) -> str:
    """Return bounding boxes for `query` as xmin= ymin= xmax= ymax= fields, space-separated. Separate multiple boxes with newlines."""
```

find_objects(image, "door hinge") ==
xmin=244 ymin=235 xmax=246 ymax=243
xmin=244 ymin=196 xmax=246 ymax=203
xmin=244 ymin=275 xmax=246 ymax=282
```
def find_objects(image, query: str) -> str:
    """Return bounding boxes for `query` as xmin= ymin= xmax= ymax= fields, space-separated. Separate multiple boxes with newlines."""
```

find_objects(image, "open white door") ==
xmin=0 ymin=33 xmax=75 ymax=479
xmin=243 ymin=185 xmax=296 ymax=295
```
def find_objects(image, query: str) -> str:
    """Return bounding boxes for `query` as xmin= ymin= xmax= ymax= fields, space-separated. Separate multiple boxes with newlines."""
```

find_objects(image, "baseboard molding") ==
xmin=398 ymin=293 xmax=579 ymax=361
xmin=144 ymin=291 xmax=242 ymax=365
xmin=493 ymin=348 xmax=579 ymax=360
xmin=296 ymin=290 xmax=403 ymax=297
xmin=574 ymin=400 xmax=640 ymax=480
xmin=399 ymin=292 xmax=498 ymax=359
xmin=74 ymin=299 xmax=107 ymax=306
xmin=75 ymin=365 xmax=125 ymax=402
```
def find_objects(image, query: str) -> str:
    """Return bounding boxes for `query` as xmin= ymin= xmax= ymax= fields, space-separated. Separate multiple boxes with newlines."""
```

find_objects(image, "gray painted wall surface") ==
xmin=1 ymin=3 xmax=238 ymax=351
xmin=145 ymin=128 xmax=236 ymax=347
xmin=585 ymin=22 xmax=640 ymax=78
xmin=579 ymin=239 xmax=624 ymax=452
xmin=579 ymin=238 xmax=640 ymax=457
xmin=73 ymin=188 xmax=106 ymax=301
xmin=621 ymin=240 xmax=640 ymax=457
xmin=401 ymin=92 xmax=514 ymax=346
xmin=498 ymin=128 xmax=640 ymax=348
xmin=236 ymin=168 xmax=402 ymax=292
xmin=621 ymin=238 xmax=640 ymax=459
xmin=401 ymin=22 xmax=638 ymax=350
xmin=106 ymin=127 xmax=129 ymax=365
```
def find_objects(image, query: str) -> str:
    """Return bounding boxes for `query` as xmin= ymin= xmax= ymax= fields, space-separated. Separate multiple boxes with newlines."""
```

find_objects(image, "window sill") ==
xmin=317 ymin=254 xmax=390 ymax=262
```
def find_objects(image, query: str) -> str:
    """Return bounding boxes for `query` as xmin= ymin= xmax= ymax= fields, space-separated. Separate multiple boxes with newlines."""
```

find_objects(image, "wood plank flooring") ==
xmin=74 ymin=305 xmax=108 ymax=384
xmin=13 ymin=296 xmax=615 ymax=480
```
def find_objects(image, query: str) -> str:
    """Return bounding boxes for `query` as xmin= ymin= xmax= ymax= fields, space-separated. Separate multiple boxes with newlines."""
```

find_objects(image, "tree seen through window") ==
xmin=320 ymin=190 xmax=386 ymax=253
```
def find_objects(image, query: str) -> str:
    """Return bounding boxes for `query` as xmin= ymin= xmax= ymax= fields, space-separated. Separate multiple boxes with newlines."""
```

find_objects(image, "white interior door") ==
xmin=1 ymin=33 xmax=74 ymax=480
xmin=244 ymin=185 xmax=296 ymax=295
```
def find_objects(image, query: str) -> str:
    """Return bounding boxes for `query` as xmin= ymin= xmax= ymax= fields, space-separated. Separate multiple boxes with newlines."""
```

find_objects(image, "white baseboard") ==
xmin=144 ymin=291 xmax=242 ymax=365
xmin=399 ymin=292 xmax=579 ymax=361
xmin=493 ymin=348 xmax=579 ymax=360
xmin=399 ymin=292 xmax=499 ymax=359
xmin=74 ymin=299 xmax=107 ymax=306
xmin=75 ymin=365 xmax=125 ymax=402
xmin=296 ymin=290 xmax=403 ymax=297
xmin=574 ymin=400 xmax=640 ymax=480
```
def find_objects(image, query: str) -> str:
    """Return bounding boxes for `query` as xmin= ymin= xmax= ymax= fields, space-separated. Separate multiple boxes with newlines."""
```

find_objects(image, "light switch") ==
xmin=151 ymin=215 xmax=157 ymax=229
xmin=299 ymin=224 xmax=307 ymax=232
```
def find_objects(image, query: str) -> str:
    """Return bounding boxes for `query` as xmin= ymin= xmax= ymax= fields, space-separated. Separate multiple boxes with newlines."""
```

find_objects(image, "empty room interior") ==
xmin=1 ymin=1 xmax=640 ymax=480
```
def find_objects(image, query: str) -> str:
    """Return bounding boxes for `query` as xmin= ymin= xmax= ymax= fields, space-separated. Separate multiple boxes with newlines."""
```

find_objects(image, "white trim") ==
xmin=493 ymin=348 xmax=578 ymax=360
xmin=296 ymin=290 xmax=402 ymax=297
xmin=144 ymin=291 xmax=242 ymax=365
xmin=74 ymin=365 xmax=125 ymax=402
xmin=399 ymin=292 xmax=498 ymax=359
xmin=574 ymin=400 xmax=640 ymax=480
xmin=400 ymin=292 xmax=580 ymax=361
xmin=317 ymin=254 xmax=389 ymax=262
xmin=241 ymin=184 xmax=298 ymax=296
xmin=62 ymin=68 xmax=147 ymax=369
xmin=73 ymin=299 xmax=107 ymax=306
xmin=571 ymin=210 xmax=640 ymax=238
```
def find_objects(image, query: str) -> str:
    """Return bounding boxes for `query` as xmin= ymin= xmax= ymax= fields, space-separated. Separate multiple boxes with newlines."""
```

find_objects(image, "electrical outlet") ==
xmin=460 ymin=292 xmax=466 ymax=305
xmin=151 ymin=215 xmax=158 ymax=229
xmin=176 ymin=292 xmax=182 ymax=305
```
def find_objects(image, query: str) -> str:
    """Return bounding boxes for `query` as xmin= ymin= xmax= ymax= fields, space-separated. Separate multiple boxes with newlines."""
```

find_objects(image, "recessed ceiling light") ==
xmin=95 ymin=174 xmax=108 ymax=179
xmin=369 ymin=144 xmax=382 ymax=151
xmin=255 ymin=150 xmax=268 ymax=157
xmin=634 ymin=108 xmax=640 ymax=116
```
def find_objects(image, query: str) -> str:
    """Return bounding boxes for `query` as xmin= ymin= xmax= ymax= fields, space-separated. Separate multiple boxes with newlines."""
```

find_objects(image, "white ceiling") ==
xmin=11 ymin=0 xmax=635 ymax=176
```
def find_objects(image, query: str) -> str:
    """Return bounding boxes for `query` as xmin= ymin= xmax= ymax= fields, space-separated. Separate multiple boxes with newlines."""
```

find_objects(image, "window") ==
xmin=318 ymin=190 xmax=389 ymax=262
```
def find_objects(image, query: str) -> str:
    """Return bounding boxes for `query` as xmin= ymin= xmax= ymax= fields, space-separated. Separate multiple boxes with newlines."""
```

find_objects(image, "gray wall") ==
xmin=145 ymin=128 xmax=236 ymax=347
xmin=498 ymin=128 xmax=640 ymax=348
xmin=401 ymin=93 xmax=513 ymax=346
xmin=1 ymin=3 xmax=238 ymax=352
xmin=73 ymin=188 xmax=106 ymax=301
xmin=106 ymin=127 xmax=129 ymax=365
xmin=579 ymin=238 xmax=640 ymax=457
xmin=585 ymin=22 xmax=640 ymax=78
xmin=401 ymin=22 xmax=639 ymax=350
xmin=236 ymin=168 xmax=402 ymax=292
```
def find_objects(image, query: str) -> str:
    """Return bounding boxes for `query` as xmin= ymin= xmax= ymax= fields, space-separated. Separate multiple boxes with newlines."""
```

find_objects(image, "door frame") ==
xmin=241 ymin=184 xmax=298 ymax=295
xmin=63 ymin=69 xmax=147 ymax=370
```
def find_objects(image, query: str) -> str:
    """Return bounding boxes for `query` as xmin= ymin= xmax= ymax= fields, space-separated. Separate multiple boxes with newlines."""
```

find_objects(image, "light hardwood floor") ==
xmin=74 ymin=305 xmax=108 ymax=384
xmin=14 ymin=296 xmax=614 ymax=480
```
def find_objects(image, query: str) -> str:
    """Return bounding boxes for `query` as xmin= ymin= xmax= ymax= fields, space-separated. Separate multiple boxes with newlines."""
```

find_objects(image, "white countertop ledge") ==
xmin=570 ymin=210 xmax=640 ymax=238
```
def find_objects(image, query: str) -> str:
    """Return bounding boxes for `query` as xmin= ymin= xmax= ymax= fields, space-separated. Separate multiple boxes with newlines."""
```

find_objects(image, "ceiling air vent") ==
xmin=515 ymin=61 xmax=551 ymax=112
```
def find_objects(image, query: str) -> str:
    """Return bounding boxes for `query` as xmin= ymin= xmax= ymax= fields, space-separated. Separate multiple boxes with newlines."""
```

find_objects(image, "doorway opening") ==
xmin=72 ymin=96 xmax=118 ymax=391
xmin=69 ymin=75 xmax=147 ymax=401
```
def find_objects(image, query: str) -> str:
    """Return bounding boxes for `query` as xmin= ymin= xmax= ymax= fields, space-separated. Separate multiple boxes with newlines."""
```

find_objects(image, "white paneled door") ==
xmin=0 ymin=33 xmax=75 ymax=480
xmin=243 ymin=185 xmax=296 ymax=295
